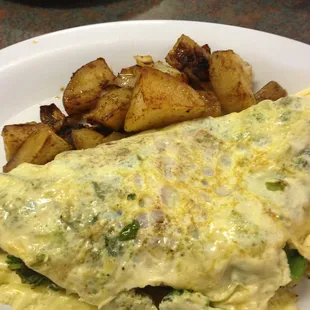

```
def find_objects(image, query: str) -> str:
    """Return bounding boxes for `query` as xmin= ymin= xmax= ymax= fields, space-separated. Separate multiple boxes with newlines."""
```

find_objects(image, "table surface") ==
xmin=0 ymin=0 xmax=310 ymax=49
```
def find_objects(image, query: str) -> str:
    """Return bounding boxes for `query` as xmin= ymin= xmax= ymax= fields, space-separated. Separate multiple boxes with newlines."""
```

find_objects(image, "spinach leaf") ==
xmin=285 ymin=248 xmax=307 ymax=281
xmin=119 ymin=220 xmax=140 ymax=241
xmin=6 ymin=255 xmax=62 ymax=290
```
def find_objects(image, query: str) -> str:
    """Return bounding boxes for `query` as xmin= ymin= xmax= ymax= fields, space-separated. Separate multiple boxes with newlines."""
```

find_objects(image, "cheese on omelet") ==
xmin=0 ymin=96 xmax=310 ymax=310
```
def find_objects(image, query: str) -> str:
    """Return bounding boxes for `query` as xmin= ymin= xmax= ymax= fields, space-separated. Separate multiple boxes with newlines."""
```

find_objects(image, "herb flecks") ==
xmin=265 ymin=180 xmax=287 ymax=191
xmin=127 ymin=193 xmax=136 ymax=201
xmin=92 ymin=182 xmax=106 ymax=200
xmin=119 ymin=220 xmax=140 ymax=241
xmin=105 ymin=236 xmax=122 ymax=257
xmin=6 ymin=255 xmax=62 ymax=290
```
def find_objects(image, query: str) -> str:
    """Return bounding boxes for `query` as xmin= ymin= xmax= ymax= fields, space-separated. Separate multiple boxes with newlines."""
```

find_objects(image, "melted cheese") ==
xmin=0 ymin=96 xmax=309 ymax=310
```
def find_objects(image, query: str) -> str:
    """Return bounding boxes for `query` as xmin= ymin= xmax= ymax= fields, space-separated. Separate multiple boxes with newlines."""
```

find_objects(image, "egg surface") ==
xmin=0 ymin=96 xmax=309 ymax=309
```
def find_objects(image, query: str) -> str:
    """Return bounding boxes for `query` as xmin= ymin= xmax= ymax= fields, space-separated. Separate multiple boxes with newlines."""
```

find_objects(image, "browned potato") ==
xmin=102 ymin=131 xmax=129 ymax=143
xmin=166 ymin=34 xmax=211 ymax=82
xmin=113 ymin=62 xmax=187 ymax=89
xmin=71 ymin=128 xmax=105 ymax=150
xmin=1 ymin=122 xmax=40 ymax=161
xmin=40 ymin=103 xmax=66 ymax=131
xmin=87 ymin=88 xmax=132 ymax=131
xmin=3 ymin=124 xmax=71 ymax=172
xmin=63 ymin=58 xmax=115 ymax=115
xmin=209 ymin=50 xmax=255 ymax=113
xmin=255 ymin=81 xmax=288 ymax=103
xmin=124 ymin=67 xmax=215 ymax=132
xmin=197 ymin=90 xmax=222 ymax=117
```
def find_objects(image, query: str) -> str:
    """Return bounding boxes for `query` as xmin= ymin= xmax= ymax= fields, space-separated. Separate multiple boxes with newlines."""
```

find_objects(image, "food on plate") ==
xmin=87 ymin=87 xmax=132 ymax=130
xmin=63 ymin=58 xmax=115 ymax=115
xmin=1 ymin=122 xmax=40 ymax=161
xmin=3 ymin=124 xmax=71 ymax=172
xmin=209 ymin=50 xmax=256 ymax=113
xmin=124 ymin=67 xmax=219 ymax=132
xmin=165 ymin=34 xmax=211 ymax=82
xmin=0 ymin=95 xmax=309 ymax=309
xmin=40 ymin=103 xmax=66 ymax=132
xmin=112 ymin=66 xmax=142 ymax=89
xmin=0 ymin=251 xmax=95 ymax=310
xmin=255 ymin=81 xmax=288 ymax=103
xmin=134 ymin=55 xmax=155 ymax=67
xmin=71 ymin=128 xmax=106 ymax=150
xmin=1 ymin=34 xmax=288 ymax=174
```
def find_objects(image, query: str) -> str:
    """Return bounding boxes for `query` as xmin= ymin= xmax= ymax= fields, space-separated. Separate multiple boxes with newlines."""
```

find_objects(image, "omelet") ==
xmin=0 ymin=96 xmax=310 ymax=310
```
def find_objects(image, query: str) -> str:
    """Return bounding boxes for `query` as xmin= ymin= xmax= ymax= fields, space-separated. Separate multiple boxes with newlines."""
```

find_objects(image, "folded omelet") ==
xmin=0 ymin=96 xmax=310 ymax=310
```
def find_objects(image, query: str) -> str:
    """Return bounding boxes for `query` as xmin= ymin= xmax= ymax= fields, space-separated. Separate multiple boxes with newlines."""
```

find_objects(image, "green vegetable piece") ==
xmin=127 ymin=193 xmax=136 ymax=200
xmin=265 ymin=180 xmax=287 ymax=191
xmin=285 ymin=248 xmax=307 ymax=281
xmin=6 ymin=255 xmax=23 ymax=271
xmin=119 ymin=220 xmax=140 ymax=241
xmin=6 ymin=255 xmax=62 ymax=290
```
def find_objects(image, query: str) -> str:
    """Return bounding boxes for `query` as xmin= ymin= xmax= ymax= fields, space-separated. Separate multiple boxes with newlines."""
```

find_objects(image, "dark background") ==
xmin=0 ymin=0 xmax=309 ymax=49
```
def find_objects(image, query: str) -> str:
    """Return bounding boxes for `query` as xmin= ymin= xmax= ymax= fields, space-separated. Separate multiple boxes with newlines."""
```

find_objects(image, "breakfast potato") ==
xmin=87 ymin=88 xmax=132 ymax=131
xmin=102 ymin=131 xmax=129 ymax=143
xmin=1 ymin=122 xmax=41 ymax=161
xmin=209 ymin=50 xmax=255 ymax=113
xmin=40 ymin=103 xmax=66 ymax=132
xmin=3 ymin=124 xmax=71 ymax=172
xmin=124 ymin=67 xmax=214 ymax=132
xmin=255 ymin=81 xmax=288 ymax=103
xmin=197 ymin=90 xmax=222 ymax=117
xmin=63 ymin=58 xmax=115 ymax=115
xmin=165 ymin=34 xmax=211 ymax=82
xmin=71 ymin=128 xmax=105 ymax=150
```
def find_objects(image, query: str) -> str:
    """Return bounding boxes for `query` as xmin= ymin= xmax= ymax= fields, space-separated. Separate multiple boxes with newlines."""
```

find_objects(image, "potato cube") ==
xmin=209 ymin=50 xmax=255 ymax=113
xmin=124 ymin=67 xmax=214 ymax=132
xmin=3 ymin=124 xmax=71 ymax=172
xmin=1 ymin=122 xmax=40 ymax=161
xmin=87 ymin=88 xmax=132 ymax=131
xmin=71 ymin=128 xmax=105 ymax=150
xmin=63 ymin=58 xmax=115 ymax=115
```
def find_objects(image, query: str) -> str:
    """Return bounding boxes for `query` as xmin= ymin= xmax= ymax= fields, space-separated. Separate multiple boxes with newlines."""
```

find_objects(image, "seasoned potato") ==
xmin=63 ymin=58 xmax=115 ymax=115
xmin=209 ymin=50 xmax=255 ymax=113
xmin=71 ymin=128 xmax=105 ymax=150
xmin=102 ymin=131 xmax=129 ymax=144
xmin=255 ymin=81 xmax=287 ymax=103
xmin=197 ymin=90 xmax=222 ymax=117
xmin=87 ymin=88 xmax=132 ymax=131
xmin=166 ymin=34 xmax=211 ymax=82
xmin=40 ymin=103 xmax=66 ymax=131
xmin=1 ymin=122 xmax=40 ymax=161
xmin=124 ymin=67 xmax=214 ymax=132
xmin=3 ymin=124 xmax=71 ymax=172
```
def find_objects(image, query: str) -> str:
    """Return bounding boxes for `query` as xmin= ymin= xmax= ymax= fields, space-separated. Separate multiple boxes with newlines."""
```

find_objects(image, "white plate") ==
xmin=0 ymin=20 xmax=310 ymax=309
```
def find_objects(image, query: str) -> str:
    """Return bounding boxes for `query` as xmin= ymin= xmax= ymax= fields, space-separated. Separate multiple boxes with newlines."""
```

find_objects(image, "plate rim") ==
xmin=1 ymin=20 xmax=309 ymax=64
